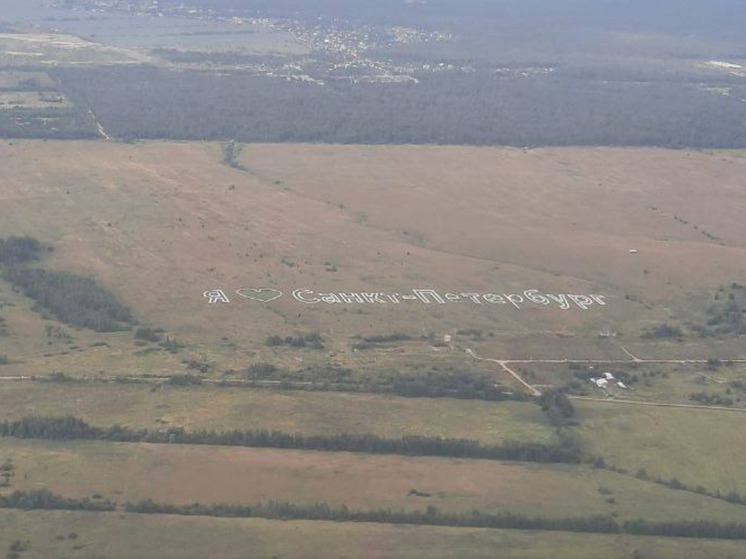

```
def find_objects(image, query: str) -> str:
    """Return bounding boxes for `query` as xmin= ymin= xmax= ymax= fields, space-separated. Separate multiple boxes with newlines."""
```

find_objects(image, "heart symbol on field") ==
xmin=236 ymin=288 xmax=284 ymax=303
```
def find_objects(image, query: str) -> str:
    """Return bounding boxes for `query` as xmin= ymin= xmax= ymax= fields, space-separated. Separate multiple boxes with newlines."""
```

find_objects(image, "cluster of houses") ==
xmin=590 ymin=371 xmax=627 ymax=390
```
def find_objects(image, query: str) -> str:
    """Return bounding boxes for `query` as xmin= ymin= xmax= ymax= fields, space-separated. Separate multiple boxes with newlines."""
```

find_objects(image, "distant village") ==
xmin=50 ymin=0 xmax=554 ymax=85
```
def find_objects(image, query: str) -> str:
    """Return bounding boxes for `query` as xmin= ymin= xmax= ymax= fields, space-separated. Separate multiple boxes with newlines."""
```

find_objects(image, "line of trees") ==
xmin=624 ymin=519 xmax=746 ymax=540
xmin=4 ymin=488 xmax=746 ymax=540
xmin=633 ymin=467 xmax=746 ymax=507
xmin=0 ymin=416 xmax=581 ymax=464
xmin=0 ymin=489 xmax=115 ymax=512
xmin=246 ymin=363 xmax=528 ymax=402
xmin=125 ymin=498 xmax=620 ymax=534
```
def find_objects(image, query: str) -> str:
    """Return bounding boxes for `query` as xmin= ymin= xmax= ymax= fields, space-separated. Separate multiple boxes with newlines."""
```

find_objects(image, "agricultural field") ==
xmin=574 ymin=401 xmax=746 ymax=494
xmin=0 ymin=33 xmax=145 ymax=67
xmin=0 ymin=383 xmax=554 ymax=444
xmin=0 ymin=91 xmax=70 ymax=111
xmin=0 ymin=70 xmax=56 ymax=90
xmin=5 ymin=438 xmax=746 ymax=524
xmin=3 ymin=510 xmax=746 ymax=559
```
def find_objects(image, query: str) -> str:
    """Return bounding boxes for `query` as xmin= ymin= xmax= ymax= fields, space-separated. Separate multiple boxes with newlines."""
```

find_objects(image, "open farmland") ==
xmin=574 ymin=400 xmax=746 ymax=494
xmin=0 ymin=91 xmax=70 ymax=110
xmin=0 ymin=33 xmax=147 ymax=67
xmin=0 ymin=382 xmax=554 ymax=444
xmin=4 ymin=510 xmax=746 ymax=559
xmin=5 ymin=438 xmax=746 ymax=524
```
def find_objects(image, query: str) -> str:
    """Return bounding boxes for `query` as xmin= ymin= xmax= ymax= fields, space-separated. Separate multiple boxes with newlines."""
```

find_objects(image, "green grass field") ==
xmin=3 ymin=438 xmax=746 ymax=524
xmin=574 ymin=400 xmax=746 ymax=494
xmin=0 ymin=382 xmax=553 ymax=444
xmin=2 ymin=509 xmax=746 ymax=559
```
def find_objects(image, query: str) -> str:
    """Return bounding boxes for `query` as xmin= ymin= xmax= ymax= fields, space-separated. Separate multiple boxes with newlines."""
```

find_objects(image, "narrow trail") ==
xmin=570 ymin=396 xmax=746 ymax=413
xmin=621 ymin=347 xmax=640 ymax=361
xmin=500 ymin=358 xmax=746 ymax=365
xmin=465 ymin=348 xmax=542 ymax=397
xmin=90 ymin=108 xmax=111 ymax=141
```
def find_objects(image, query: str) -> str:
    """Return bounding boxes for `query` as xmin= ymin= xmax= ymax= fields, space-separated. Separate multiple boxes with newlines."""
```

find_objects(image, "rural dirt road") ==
xmin=465 ymin=348 xmax=542 ymax=396
xmin=463 ymin=347 xmax=746 ymax=411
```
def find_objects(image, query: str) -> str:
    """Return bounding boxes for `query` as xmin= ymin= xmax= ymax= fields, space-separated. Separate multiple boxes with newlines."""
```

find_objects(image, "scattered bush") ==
xmin=265 ymin=332 xmax=325 ymax=349
xmin=641 ymin=323 xmax=683 ymax=340
xmin=167 ymin=374 xmax=203 ymax=386
xmin=134 ymin=327 xmax=164 ymax=343
xmin=182 ymin=358 xmax=210 ymax=374
xmin=246 ymin=363 xmax=278 ymax=378
xmin=353 ymin=332 xmax=412 ymax=350
xmin=688 ymin=392 xmax=735 ymax=407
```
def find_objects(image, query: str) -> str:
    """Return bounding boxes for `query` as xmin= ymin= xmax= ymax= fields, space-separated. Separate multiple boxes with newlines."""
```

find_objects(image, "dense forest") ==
xmin=0 ymin=416 xmax=582 ymax=464
xmin=0 ymin=236 xmax=43 ymax=265
xmin=2 ymin=268 xmax=133 ymax=332
xmin=54 ymin=66 xmax=746 ymax=148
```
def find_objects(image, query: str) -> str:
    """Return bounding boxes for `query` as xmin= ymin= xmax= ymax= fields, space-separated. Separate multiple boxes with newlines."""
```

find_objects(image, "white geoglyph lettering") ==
xmin=524 ymin=290 xmax=550 ymax=305
xmin=381 ymin=293 xmax=401 ymax=303
xmin=361 ymin=293 xmax=387 ymax=304
xmin=216 ymin=287 xmax=609 ymax=311
xmin=293 ymin=289 xmax=320 ymax=304
xmin=320 ymin=293 xmax=342 ymax=304
xmin=204 ymin=290 xmax=230 ymax=304
xmin=546 ymin=294 xmax=571 ymax=310
xmin=568 ymin=294 xmax=595 ymax=310
xmin=504 ymin=293 xmax=524 ymax=309
xmin=412 ymin=289 xmax=446 ymax=304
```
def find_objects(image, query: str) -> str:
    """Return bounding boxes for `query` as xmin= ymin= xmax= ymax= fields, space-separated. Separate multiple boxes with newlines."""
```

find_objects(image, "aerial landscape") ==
xmin=0 ymin=0 xmax=745 ymax=557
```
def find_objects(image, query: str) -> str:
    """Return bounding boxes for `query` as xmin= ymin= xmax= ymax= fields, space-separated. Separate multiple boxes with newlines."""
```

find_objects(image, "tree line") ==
xmin=0 ymin=489 xmax=115 ymax=512
xmin=632 ymin=467 xmax=746 ymax=507
xmin=125 ymin=498 xmax=620 ymax=534
xmin=0 ymin=416 xmax=581 ymax=464
xmin=246 ymin=363 xmax=528 ymax=402
xmin=3 ymin=488 xmax=746 ymax=540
